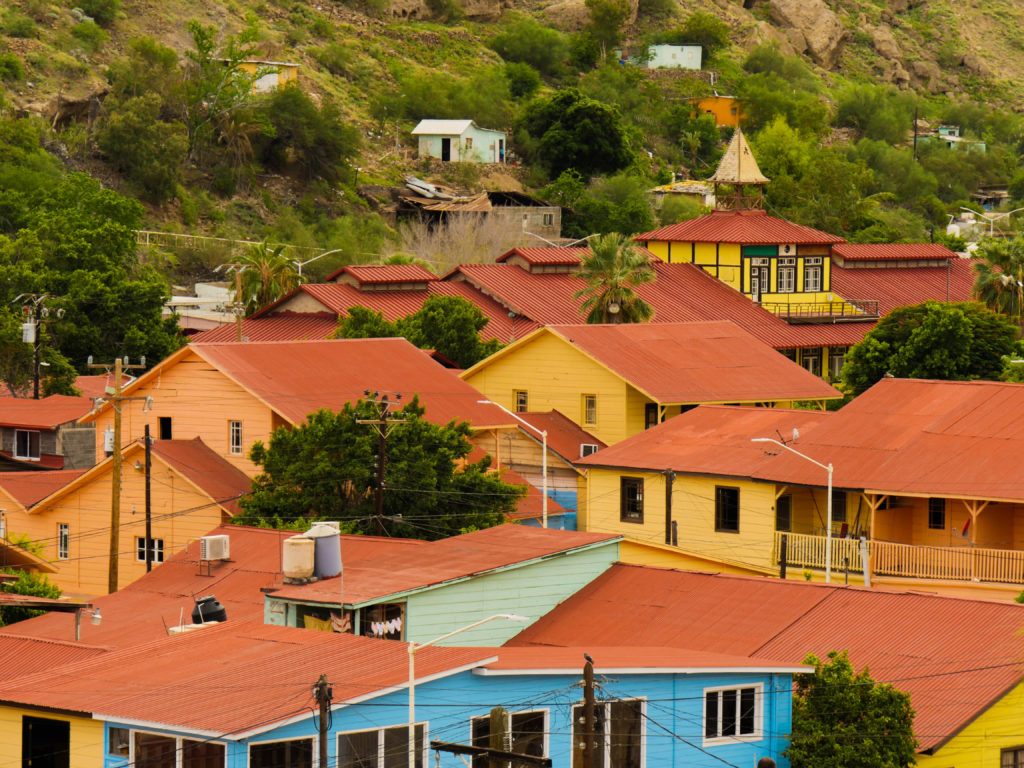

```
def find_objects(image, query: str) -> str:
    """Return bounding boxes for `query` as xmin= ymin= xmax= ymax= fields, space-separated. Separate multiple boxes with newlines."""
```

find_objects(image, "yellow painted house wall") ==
xmin=0 ymin=706 xmax=102 ymax=768
xmin=10 ymin=454 xmax=231 ymax=596
xmin=916 ymin=678 xmax=1024 ymax=768
xmin=582 ymin=467 xmax=779 ymax=571
xmin=88 ymin=349 xmax=277 ymax=476
xmin=692 ymin=96 xmax=743 ymax=127
xmin=462 ymin=333 xmax=635 ymax=445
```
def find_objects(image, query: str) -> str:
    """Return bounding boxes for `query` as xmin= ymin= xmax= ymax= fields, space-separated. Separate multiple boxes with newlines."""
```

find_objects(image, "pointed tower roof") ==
xmin=710 ymin=129 xmax=770 ymax=185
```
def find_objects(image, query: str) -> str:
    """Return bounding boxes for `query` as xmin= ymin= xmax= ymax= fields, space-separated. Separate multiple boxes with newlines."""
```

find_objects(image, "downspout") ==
xmin=664 ymin=470 xmax=675 ymax=545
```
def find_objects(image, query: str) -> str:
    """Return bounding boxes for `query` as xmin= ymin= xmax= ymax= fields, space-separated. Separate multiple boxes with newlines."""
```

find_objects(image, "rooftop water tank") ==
xmin=192 ymin=595 xmax=227 ymax=624
xmin=282 ymin=535 xmax=315 ymax=581
xmin=306 ymin=521 xmax=342 ymax=579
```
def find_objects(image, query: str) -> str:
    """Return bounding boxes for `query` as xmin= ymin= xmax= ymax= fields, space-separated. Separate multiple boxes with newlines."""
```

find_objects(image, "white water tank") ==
xmin=282 ymin=535 xmax=315 ymax=580
xmin=305 ymin=522 xmax=342 ymax=579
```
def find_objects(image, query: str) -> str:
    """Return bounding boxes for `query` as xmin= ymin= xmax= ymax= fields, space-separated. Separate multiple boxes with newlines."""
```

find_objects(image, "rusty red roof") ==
xmin=0 ymin=394 xmax=93 ymax=429
xmin=0 ymin=469 xmax=86 ymax=508
xmin=832 ymin=243 xmax=960 ymax=261
xmin=506 ymin=563 xmax=1024 ymax=752
xmin=635 ymin=209 xmax=845 ymax=245
xmin=190 ymin=311 xmax=340 ymax=343
xmin=830 ymin=260 xmax=975 ymax=317
xmin=516 ymin=411 xmax=605 ymax=461
xmin=152 ymin=439 xmax=252 ymax=516
xmin=174 ymin=339 xmax=516 ymax=429
xmin=526 ymin=323 xmax=841 ymax=404
xmin=496 ymin=247 xmax=589 ymax=265
xmin=74 ymin=374 xmax=131 ymax=400
xmin=269 ymin=525 xmax=618 ymax=606
xmin=330 ymin=263 xmax=437 ymax=284
xmin=0 ymin=635 xmax=107 ymax=682
xmin=577 ymin=405 xmax=832 ymax=474
xmin=0 ymin=621 xmax=493 ymax=735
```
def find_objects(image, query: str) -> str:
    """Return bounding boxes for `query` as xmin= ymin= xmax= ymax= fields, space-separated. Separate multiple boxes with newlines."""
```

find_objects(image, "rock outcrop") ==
xmin=769 ymin=0 xmax=847 ymax=70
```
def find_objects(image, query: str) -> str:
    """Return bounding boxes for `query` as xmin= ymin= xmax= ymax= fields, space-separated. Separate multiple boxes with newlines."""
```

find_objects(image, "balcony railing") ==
xmin=774 ymin=531 xmax=1024 ymax=585
xmin=761 ymin=299 xmax=879 ymax=324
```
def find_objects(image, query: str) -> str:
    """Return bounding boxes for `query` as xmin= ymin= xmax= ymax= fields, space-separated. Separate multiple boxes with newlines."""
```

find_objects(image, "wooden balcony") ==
xmin=774 ymin=532 xmax=1024 ymax=585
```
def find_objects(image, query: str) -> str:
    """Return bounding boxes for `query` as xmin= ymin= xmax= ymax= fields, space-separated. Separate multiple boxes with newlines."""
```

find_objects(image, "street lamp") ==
xmin=479 ymin=400 xmax=549 ymax=528
xmin=408 ymin=613 xmax=529 ymax=768
xmin=959 ymin=206 xmax=1024 ymax=237
xmin=752 ymin=437 xmax=835 ymax=583
xmin=292 ymin=248 xmax=347 ymax=278
xmin=522 ymin=231 xmax=599 ymax=248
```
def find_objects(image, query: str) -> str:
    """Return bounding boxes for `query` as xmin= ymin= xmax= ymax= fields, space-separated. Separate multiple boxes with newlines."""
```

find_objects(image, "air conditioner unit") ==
xmin=779 ymin=244 xmax=797 ymax=256
xmin=200 ymin=534 xmax=230 ymax=561
xmin=580 ymin=443 xmax=600 ymax=457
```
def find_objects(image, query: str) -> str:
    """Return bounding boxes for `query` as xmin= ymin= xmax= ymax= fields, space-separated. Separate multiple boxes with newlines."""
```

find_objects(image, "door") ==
xmin=441 ymin=138 xmax=451 ymax=162
xmin=498 ymin=138 xmax=505 ymax=163
xmin=22 ymin=716 xmax=70 ymax=768
xmin=751 ymin=265 xmax=769 ymax=302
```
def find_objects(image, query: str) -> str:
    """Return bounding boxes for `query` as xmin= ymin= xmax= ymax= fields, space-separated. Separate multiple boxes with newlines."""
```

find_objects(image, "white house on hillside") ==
xmin=411 ymin=119 xmax=506 ymax=163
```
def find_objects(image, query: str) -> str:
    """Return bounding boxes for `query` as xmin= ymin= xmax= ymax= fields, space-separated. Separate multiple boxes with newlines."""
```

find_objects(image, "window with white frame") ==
xmin=582 ymin=394 xmax=598 ymax=426
xmin=136 ymin=537 xmax=165 ymax=563
xmin=250 ymin=737 xmax=313 ymax=768
xmin=800 ymin=348 xmax=822 ymax=377
xmin=58 ymin=523 xmax=69 ymax=560
xmin=471 ymin=710 xmax=547 ymax=768
xmin=514 ymin=390 xmax=528 ymax=412
xmin=229 ymin=420 xmax=243 ymax=455
xmin=572 ymin=699 xmax=643 ymax=768
xmin=338 ymin=724 xmax=425 ymax=768
xmin=828 ymin=346 xmax=848 ymax=380
xmin=777 ymin=258 xmax=796 ymax=293
xmin=14 ymin=429 xmax=41 ymax=460
xmin=703 ymin=685 xmax=761 ymax=743
xmin=133 ymin=731 xmax=225 ymax=768
xmin=803 ymin=257 xmax=823 ymax=292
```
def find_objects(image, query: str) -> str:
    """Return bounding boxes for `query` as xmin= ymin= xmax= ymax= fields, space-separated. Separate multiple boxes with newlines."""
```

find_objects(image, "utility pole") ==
xmin=88 ymin=356 xmax=149 ymax=593
xmin=356 ymin=391 xmax=408 ymax=536
xmin=13 ymin=294 xmax=65 ymax=399
xmin=144 ymin=423 xmax=153 ymax=572
xmin=314 ymin=674 xmax=332 ymax=768
xmin=582 ymin=658 xmax=595 ymax=768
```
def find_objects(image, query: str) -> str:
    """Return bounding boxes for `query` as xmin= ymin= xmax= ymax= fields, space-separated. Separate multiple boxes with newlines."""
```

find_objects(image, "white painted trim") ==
xmin=474 ymin=665 xmax=809 ymax=676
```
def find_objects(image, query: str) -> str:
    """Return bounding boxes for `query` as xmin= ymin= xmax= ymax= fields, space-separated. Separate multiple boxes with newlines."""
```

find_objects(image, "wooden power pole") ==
xmin=314 ymin=674 xmax=332 ymax=768
xmin=583 ymin=659 xmax=596 ymax=768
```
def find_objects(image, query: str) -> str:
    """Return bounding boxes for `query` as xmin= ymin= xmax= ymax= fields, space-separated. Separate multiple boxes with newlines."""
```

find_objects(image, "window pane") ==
xmin=109 ymin=728 xmax=129 ymax=757
xmin=716 ymin=487 xmax=739 ymax=532
xmin=608 ymin=701 xmax=642 ymax=768
xmin=384 ymin=724 xmax=423 ymax=768
xmin=704 ymin=693 xmax=717 ymax=739
xmin=572 ymin=704 xmax=606 ymax=768
xmin=339 ymin=731 xmax=378 ymax=768
xmin=511 ymin=711 xmax=546 ymax=760
xmin=776 ymin=495 xmax=791 ymax=532
xmin=135 ymin=733 xmax=176 ymax=768
xmin=251 ymin=739 xmax=313 ymax=768
xmin=471 ymin=716 xmax=490 ymax=768
xmin=721 ymin=689 xmax=737 ymax=736
xmin=739 ymin=688 xmax=755 ymax=735
xmin=182 ymin=740 xmax=224 ymax=768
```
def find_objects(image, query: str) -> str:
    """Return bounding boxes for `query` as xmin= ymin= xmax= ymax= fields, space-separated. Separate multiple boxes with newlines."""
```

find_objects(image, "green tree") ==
xmin=236 ymin=397 xmax=525 ymax=538
xmin=517 ymin=88 xmax=634 ymax=177
xmin=504 ymin=62 xmax=542 ymax=100
xmin=673 ymin=11 xmax=730 ymax=57
xmin=574 ymin=233 xmax=655 ymax=323
xmin=0 ymin=568 xmax=62 ymax=626
xmin=841 ymin=301 xmax=1019 ymax=395
xmin=488 ymin=17 xmax=568 ymax=76
xmin=232 ymin=240 xmax=302 ymax=315
xmin=973 ymin=237 xmax=1024 ymax=323
xmin=584 ymin=0 xmax=631 ymax=57
xmin=336 ymin=306 xmax=400 ymax=339
xmin=0 ymin=307 xmax=78 ymax=396
xmin=787 ymin=650 xmax=917 ymax=768
xmin=835 ymin=84 xmax=916 ymax=145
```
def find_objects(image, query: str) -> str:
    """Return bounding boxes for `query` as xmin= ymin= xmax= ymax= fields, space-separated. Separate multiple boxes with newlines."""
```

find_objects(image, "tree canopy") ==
xmin=973 ymin=237 xmax=1024 ymax=323
xmin=335 ymin=295 xmax=503 ymax=369
xmin=236 ymin=397 xmax=525 ymax=539
xmin=786 ymin=650 xmax=917 ymax=768
xmin=573 ymin=233 xmax=655 ymax=323
xmin=841 ymin=301 xmax=1019 ymax=395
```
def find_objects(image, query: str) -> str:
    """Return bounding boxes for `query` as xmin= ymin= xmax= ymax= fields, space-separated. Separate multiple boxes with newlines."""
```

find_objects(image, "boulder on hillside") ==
xmin=541 ymin=0 xmax=638 ymax=32
xmin=910 ymin=59 xmax=943 ymax=92
xmin=960 ymin=53 xmax=991 ymax=78
xmin=870 ymin=25 xmax=901 ymax=61
xmin=770 ymin=0 xmax=846 ymax=69
xmin=746 ymin=20 xmax=800 ymax=56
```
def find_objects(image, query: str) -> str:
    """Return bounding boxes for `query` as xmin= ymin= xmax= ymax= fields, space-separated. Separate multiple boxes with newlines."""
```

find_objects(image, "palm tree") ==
xmin=573 ymin=233 xmax=656 ymax=323
xmin=232 ymin=240 xmax=302 ymax=315
xmin=974 ymin=237 xmax=1024 ymax=324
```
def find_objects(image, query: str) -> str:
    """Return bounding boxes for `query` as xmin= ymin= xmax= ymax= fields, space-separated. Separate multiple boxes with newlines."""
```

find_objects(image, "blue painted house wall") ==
xmin=102 ymin=666 xmax=795 ymax=768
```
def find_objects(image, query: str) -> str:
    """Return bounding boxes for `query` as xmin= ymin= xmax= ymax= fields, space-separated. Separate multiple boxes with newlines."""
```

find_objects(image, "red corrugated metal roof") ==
xmin=0 ymin=469 xmax=86 ymax=508
xmin=484 ymin=645 xmax=807 ymax=673
xmin=74 ymin=374 xmax=131 ymax=400
xmin=185 ymin=338 xmax=516 ymax=429
xmin=506 ymin=563 xmax=1024 ymax=752
xmin=333 ymin=264 xmax=437 ymax=284
xmin=832 ymin=243 xmax=960 ymax=261
xmin=540 ymin=322 xmax=840 ymax=403
xmin=635 ymin=210 xmax=845 ymax=245
xmin=0 ymin=395 xmax=93 ymax=429
xmin=152 ymin=439 xmax=252 ymax=516
xmin=0 ymin=621 xmax=493 ymax=734
xmin=269 ymin=524 xmax=618 ymax=605
xmin=190 ymin=312 xmax=339 ymax=344
xmin=496 ymin=247 xmax=589 ymax=265
xmin=517 ymin=411 xmax=605 ymax=461
xmin=0 ymin=635 xmax=107 ymax=682
xmin=830 ymin=260 xmax=975 ymax=316
xmin=577 ymin=405 xmax=831 ymax=474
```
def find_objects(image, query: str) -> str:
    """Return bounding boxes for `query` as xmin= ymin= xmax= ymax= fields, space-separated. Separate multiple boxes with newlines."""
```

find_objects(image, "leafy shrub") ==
xmin=835 ymin=84 xmax=916 ymax=145
xmin=637 ymin=0 xmax=675 ymax=20
xmin=488 ymin=16 xmax=568 ymax=76
xmin=425 ymin=0 xmax=464 ymax=22
xmin=0 ymin=569 xmax=61 ymax=626
xmin=504 ymin=61 xmax=541 ymax=99
xmin=743 ymin=43 xmax=818 ymax=90
xmin=569 ymin=32 xmax=600 ymax=71
xmin=75 ymin=0 xmax=121 ymax=26
xmin=659 ymin=11 xmax=730 ymax=57
xmin=71 ymin=20 xmax=109 ymax=53
xmin=0 ymin=52 xmax=24 ymax=82
xmin=3 ymin=11 xmax=37 ymax=38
